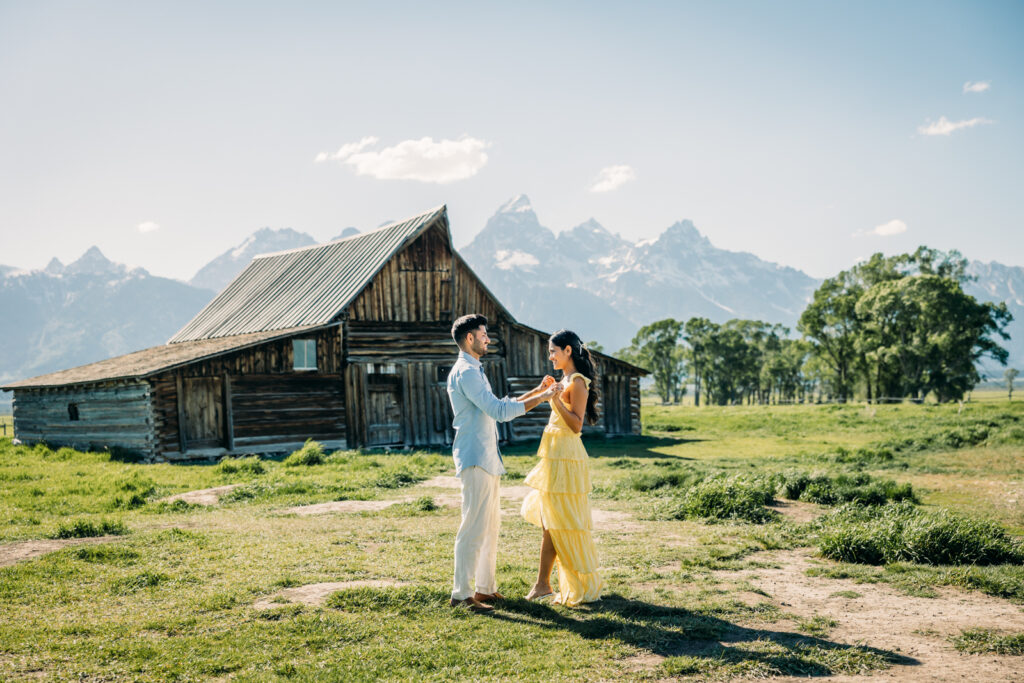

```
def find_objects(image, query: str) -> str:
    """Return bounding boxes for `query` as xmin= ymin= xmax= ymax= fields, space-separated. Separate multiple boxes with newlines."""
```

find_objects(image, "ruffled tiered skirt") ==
xmin=521 ymin=424 xmax=603 ymax=605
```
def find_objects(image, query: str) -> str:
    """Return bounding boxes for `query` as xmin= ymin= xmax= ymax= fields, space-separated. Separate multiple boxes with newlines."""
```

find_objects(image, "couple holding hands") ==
xmin=446 ymin=314 xmax=603 ymax=613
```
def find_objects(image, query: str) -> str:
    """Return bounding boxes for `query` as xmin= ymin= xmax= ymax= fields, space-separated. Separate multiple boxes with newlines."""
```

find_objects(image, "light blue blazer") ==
xmin=446 ymin=350 xmax=525 ymax=476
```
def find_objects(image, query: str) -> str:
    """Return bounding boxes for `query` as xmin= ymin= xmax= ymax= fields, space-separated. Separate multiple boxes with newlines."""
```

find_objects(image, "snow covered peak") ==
xmin=659 ymin=219 xmax=711 ymax=248
xmin=497 ymin=194 xmax=534 ymax=214
xmin=65 ymin=246 xmax=123 ymax=276
xmin=44 ymin=257 xmax=65 ymax=275
xmin=572 ymin=218 xmax=610 ymax=235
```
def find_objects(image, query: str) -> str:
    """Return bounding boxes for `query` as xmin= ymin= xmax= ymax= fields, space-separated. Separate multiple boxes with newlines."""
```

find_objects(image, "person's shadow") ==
xmin=490 ymin=592 xmax=917 ymax=676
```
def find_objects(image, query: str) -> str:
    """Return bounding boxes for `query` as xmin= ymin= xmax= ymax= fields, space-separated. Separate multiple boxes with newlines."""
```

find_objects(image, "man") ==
xmin=446 ymin=313 xmax=555 ymax=613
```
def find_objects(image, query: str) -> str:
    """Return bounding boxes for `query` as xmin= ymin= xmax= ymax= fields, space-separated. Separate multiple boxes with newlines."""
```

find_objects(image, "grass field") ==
xmin=1 ymin=400 xmax=1023 ymax=680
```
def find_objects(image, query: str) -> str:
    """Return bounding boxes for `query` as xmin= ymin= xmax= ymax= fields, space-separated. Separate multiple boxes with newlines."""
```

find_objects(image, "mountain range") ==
xmin=1 ymin=198 xmax=1020 ymax=410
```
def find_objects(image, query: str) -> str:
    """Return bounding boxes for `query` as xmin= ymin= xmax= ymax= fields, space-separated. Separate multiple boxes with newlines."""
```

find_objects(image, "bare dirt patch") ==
xmin=727 ymin=549 xmax=1024 ymax=681
xmin=420 ymin=475 xmax=460 ymax=489
xmin=160 ymin=484 xmax=241 ymax=506
xmin=767 ymin=499 xmax=825 ymax=524
xmin=253 ymin=579 xmax=412 ymax=609
xmin=501 ymin=485 xmax=532 ymax=501
xmin=592 ymin=508 xmax=644 ymax=532
xmin=0 ymin=536 xmax=122 ymax=568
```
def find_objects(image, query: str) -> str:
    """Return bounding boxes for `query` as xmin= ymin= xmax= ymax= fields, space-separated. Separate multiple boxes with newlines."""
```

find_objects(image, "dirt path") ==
xmin=253 ymin=579 xmax=412 ymax=609
xmin=0 ymin=536 xmax=123 ymax=568
xmin=723 ymin=549 xmax=1024 ymax=681
xmin=160 ymin=484 xmax=240 ymax=506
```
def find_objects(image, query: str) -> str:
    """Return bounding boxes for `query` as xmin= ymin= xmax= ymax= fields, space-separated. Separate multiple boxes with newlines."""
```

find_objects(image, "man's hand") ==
xmin=541 ymin=375 xmax=556 ymax=388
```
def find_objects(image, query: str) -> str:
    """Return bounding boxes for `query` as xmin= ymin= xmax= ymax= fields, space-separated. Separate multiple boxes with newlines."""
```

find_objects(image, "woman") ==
xmin=520 ymin=329 xmax=604 ymax=606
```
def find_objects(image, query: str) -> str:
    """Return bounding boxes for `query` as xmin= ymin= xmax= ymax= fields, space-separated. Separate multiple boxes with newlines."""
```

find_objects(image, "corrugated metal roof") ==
xmin=170 ymin=206 xmax=449 ymax=342
xmin=2 ymin=325 xmax=327 ymax=389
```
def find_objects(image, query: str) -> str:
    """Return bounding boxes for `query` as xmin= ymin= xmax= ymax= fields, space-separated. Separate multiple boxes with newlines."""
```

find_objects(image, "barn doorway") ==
xmin=365 ymin=373 xmax=404 ymax=446
xmin=181 ymin=377 xmax=226 ymax=450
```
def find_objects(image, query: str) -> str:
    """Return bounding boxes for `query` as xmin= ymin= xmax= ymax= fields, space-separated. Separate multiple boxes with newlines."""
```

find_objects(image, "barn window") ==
xmin=293 ymin=339 xmax=317 ymax=370
xmin=68 ymin=403 xmax=79 ymax=421
xmin=436 ymin=366 xmax=451 ymax=383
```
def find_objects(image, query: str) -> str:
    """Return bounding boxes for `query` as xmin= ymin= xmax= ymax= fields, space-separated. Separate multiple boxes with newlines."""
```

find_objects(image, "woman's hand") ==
xmin=541 ymin=375 xmax=556 ymax=388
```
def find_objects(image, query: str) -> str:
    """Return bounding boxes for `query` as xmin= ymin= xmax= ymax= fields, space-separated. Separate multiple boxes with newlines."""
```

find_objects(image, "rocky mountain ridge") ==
xmin=1 ymin=202 xmax=1019 ymax=412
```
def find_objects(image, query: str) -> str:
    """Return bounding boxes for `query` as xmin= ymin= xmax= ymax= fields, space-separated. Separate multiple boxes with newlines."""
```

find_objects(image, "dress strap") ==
xmin=567 ymin=372 xmax=592 ymax=389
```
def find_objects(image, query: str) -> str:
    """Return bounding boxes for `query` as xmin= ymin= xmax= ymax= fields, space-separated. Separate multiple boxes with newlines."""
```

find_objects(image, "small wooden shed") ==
xmin=2 ymin=206 xmax=646 ymax=461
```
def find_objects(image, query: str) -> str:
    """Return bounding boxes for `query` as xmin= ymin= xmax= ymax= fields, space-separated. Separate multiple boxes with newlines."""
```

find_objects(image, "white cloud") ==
xmin=589 ymin=165 xmax=636 ymax=193
xmin=137 ymin=221 xmax=160 ymax=233
xmin=315 ymin=136 xmax=490 ymax=183
xmin=963 ymin=81 xmax=990 ymax=93
xmin=918 ymin=116 xmax=993 ymax=136
xmin=314 ymin=136 xmax=380 ymax=163
xmin=872 ymin=219 xmax=907 ymax=236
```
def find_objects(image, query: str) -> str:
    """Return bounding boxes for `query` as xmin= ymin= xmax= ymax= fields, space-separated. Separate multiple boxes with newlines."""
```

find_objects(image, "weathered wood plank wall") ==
xmin=151 ymin=326 xmax=344 ymax=457
xmin=12 ymin=381 xmax=156 ymax=456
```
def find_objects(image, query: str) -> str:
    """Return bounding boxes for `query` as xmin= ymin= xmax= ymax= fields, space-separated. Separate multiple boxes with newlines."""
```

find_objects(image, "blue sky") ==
xmin=1 ymin=0 xmax=1020 ymax=280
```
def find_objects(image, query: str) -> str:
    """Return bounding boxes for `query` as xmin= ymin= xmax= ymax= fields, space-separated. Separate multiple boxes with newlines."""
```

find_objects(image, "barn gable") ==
xmin=170 ymin=206 xmax=449 ymax=342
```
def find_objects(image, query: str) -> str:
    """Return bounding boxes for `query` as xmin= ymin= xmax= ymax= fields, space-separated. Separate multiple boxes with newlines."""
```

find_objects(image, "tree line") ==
xmin=616 ymin=247 xmax=1013 ymax=405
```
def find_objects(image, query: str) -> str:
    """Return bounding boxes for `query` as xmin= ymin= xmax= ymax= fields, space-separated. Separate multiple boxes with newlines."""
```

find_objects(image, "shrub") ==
xmin=110 ymin=493 xmax=148 ymax=510
xmin=217 ymin=455 xmax=266 ymax=475
xmin=283 ymin=440 xmax=325 ymax=467
xmin=373 ymin=469 xmax=421 ymax=489
xmin=818 ymin=502 xmax=1024 ymax=566
xmin=52 ymin=519 xmax=128 ymax=539
xmin=777 ymin=471 xmax=917 ymax=506
xmin=659 ymin=476 xmax=778 ymax=524
xmin=623 ymin=469 xmax=701 ymax=493
xmin=413 ymin=496 xmax=438 ymax=512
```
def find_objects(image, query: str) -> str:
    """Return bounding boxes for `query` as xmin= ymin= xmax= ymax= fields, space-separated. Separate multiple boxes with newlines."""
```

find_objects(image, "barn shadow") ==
xmin=490 ymin=592 xmax=916 ymax=676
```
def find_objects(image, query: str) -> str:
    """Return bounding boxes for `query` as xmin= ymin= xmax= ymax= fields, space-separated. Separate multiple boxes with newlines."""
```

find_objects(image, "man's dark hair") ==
xmin=451 ymin=314 xmax=488 ymax=348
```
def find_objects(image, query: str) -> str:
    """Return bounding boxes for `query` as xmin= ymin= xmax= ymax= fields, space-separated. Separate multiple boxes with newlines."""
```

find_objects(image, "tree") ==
xmin=1006 ymin=368 xmax=1019 ymax=401
xmin=798 ymin=274 xmax=862 ymax=402
xmin=856 ymin=274 xmax=1012 ymax=403
xmin=619 ymin=319 xmax=687 ymax=404
xmin=683 ymin=317 xmax=715 ymax=407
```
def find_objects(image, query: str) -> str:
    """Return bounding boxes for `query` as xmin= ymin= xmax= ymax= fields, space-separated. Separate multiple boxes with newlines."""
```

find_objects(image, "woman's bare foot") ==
xmin=525 ymin=584 xmax=554 ymax=601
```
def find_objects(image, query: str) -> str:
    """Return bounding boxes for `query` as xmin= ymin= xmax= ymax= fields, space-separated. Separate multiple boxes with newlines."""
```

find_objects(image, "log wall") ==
xmin=12 ymin=381 xmax=156 ymax=457
xmin=150 ymin=326 xmax=345 ymax=459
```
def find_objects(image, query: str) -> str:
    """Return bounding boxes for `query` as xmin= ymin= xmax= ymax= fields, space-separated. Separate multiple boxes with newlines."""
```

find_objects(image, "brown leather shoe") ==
xmin=449 ymin=597 xmax=493 ymax=613
xmin=474 ymin=591 xmax=505 ymax=603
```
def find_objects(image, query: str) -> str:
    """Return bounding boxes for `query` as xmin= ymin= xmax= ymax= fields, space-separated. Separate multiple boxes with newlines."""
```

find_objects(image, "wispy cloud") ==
xmin=589 ymin=165 xmax=636 ymax=193
xmin=917 ymin=116 xmax=993 ymax=136
xmin=963 ymin=81 xmax=990 ymax=94
xmin=137 ymin=221 xmax=160 ymax=233
xmin=314 ymin=136 xmax=379 ymax=163
xmin=315 ymin=136 xmax=490 ymax=183
xmin=872 ymin=219 xmax=907 ymax=236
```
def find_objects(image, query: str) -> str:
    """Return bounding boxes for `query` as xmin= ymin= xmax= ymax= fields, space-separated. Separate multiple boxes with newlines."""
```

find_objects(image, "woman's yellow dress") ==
xmin=521 ymin=372 xmax=603 ymax=605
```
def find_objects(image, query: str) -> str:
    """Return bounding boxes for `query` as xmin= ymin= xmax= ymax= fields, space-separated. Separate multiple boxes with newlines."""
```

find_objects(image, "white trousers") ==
xmin=451 ymin=466 xmax=501 ymax=600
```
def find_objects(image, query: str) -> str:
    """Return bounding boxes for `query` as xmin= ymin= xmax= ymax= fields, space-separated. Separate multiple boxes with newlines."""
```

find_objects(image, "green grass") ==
xmin=816 ymin=502 xmax=1024 ymax=566
xmin=950 ymin=629 xmax=1024 ymax=655
xmin=1 ymin=398 xmax=1022 ymax=680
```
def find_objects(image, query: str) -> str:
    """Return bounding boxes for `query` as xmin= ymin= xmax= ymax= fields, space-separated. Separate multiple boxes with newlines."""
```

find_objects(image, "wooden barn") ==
xmin=1 ymin=206 xmax=646 ymax=462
